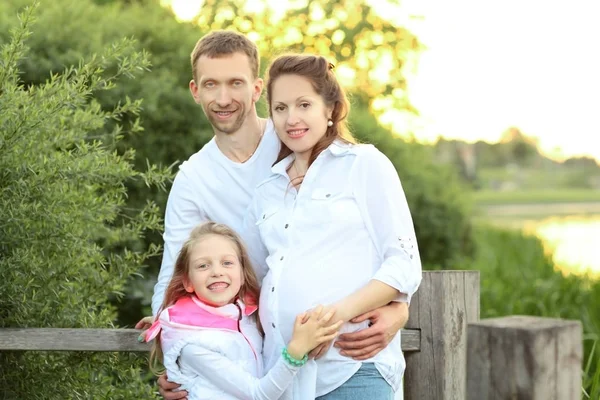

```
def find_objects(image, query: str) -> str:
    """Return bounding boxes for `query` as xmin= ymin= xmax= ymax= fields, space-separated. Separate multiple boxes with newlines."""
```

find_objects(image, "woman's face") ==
xmin=270 ymin=74 xmax=332 ymax=159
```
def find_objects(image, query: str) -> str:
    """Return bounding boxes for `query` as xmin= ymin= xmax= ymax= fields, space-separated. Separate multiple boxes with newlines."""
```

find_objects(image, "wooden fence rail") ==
xmin=0 ymin=271 xmax=583 ymax=400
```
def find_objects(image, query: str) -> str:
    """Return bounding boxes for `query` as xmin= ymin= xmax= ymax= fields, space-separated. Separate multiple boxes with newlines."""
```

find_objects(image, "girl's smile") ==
xmin=185 ymin=234 xmax=243 ymax=307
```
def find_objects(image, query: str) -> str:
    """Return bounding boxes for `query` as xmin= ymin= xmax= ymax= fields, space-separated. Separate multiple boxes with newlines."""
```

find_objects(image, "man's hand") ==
xmin=135 ymin=316 xmax=154 ymax=342
xmin=157 ymin=373 xmax=188 ymax=400
xmin=333 ymin=302 xmax=408 ymax=360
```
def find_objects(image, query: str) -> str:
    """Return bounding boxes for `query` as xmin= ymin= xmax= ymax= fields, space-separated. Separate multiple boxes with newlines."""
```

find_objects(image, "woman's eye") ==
xmin=274 ymin=106 xmax=285 ymax=112
xmin=300 ymin=103 xmax=310 ymax=109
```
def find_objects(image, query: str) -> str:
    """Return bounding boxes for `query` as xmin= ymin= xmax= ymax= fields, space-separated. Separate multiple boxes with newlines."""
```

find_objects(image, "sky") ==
xmin=399 ymin=0 xmax=600 ymax=161
xmin=166 ymin=0 xmax=600 ymax=161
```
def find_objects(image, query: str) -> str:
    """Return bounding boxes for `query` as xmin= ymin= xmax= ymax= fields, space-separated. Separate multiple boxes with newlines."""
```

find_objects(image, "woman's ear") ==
xmin=326 ymin=104 xmax=334 ymax=120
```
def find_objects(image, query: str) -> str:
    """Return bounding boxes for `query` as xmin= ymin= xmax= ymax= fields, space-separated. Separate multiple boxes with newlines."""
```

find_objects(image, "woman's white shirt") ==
xmin=242 ymin=141 xmax=422 ymax=397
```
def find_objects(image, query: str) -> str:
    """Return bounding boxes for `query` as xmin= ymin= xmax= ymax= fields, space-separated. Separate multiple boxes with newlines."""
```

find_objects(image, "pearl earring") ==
xmin=327 ymin=120 xmax=333 ymax=127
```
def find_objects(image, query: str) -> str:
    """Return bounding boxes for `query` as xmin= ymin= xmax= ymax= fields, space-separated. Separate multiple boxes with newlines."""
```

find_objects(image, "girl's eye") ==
xmin=198 ymin=264 xmax=209 ymax=269
xmin=223 ymin=261 xmax=234 ymax=266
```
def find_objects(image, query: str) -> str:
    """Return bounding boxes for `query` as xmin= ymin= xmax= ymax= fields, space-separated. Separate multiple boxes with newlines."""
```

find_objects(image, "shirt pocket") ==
xmin=309 ymin=188 xmax=361 ymax=225
xmin=255 ymin=207 xmax=282 ymax=247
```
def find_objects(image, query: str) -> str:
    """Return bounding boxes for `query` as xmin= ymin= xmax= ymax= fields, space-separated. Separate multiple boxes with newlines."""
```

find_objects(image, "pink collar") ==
xmin=145 ymin=295 xmax=257 ymax=342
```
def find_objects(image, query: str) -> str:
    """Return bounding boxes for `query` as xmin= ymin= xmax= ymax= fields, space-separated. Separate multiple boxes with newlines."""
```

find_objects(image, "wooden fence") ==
xmin=0 ymin=271 xmax=583 ymax=399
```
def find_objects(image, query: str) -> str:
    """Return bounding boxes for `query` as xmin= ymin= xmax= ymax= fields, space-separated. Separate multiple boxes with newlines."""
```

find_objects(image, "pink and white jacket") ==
xmin=146 ymin=295 xmax=302 ymax=400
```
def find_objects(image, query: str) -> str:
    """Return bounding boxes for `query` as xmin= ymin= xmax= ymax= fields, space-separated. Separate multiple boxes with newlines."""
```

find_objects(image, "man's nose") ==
xmin=215 ymin=87 xmax=232 ymax=107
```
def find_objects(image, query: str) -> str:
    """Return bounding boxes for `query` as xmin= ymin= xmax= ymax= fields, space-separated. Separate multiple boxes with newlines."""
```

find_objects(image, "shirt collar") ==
xmin=270 ymin=140 xmax=354 ymax=176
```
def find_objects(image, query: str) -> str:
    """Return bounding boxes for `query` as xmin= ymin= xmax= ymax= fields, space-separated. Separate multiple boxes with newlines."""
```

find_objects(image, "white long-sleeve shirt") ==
xmin=152 ymin=121 xmax=280 ymax=315
xmin=152 ymin=296 xmax=304 ymax=400
xmin=242 ymin=141 xmax=422 ymax=398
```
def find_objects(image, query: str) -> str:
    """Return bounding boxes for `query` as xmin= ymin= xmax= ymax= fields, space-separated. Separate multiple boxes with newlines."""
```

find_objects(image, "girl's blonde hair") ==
xmin=149 ymin=222 xmax=261 ymax=374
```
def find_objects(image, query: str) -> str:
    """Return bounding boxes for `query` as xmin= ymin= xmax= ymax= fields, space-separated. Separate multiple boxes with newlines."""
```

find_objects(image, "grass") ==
xmin=473 ymin=189 xmax=600 ymax=205
xmin=456 ymin=223 xmax=600 ymax=398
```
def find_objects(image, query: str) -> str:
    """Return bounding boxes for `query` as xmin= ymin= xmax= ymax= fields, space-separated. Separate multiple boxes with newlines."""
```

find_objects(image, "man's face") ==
xmin=190 ymin=52 xmax=263 ymax=135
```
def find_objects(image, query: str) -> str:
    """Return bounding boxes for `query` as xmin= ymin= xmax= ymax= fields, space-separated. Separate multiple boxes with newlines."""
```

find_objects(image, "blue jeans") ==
xmin=316 ymin=363 xmax=394 ymax=400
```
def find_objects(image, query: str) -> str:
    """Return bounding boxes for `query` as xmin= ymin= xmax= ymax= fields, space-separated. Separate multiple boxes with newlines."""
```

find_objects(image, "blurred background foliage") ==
xmin=0 ymin=0 xmax=473 ymax=320
xmin=1 ymin=0 xmax=598 ymax=397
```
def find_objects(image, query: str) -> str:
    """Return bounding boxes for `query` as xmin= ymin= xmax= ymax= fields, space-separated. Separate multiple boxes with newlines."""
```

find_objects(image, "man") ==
xmin=138 ymin=30 xmax=409 ymax=400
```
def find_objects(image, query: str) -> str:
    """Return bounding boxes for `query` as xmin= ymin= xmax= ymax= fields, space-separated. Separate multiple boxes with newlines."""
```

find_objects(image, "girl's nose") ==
xmin=211 ymin=264 xmax=224 ymax=276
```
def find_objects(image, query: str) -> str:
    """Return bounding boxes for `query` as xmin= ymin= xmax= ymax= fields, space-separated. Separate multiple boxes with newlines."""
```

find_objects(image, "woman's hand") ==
xmin=287 ymin=305 xmax=343 ymax=360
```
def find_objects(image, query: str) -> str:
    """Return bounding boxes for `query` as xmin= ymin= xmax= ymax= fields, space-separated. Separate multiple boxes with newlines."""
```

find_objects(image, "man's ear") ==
xmin=189 ymin=79 xmax=200 ymax=104
xmin=252 ymin=77 xmax=264 ymax=103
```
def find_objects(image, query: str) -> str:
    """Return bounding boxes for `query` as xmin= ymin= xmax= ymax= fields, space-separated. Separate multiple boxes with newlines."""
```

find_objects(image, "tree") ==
xmin=1 ymin=0 xmax=475 ymax=322
xmin=0 ymin=5 xmax=167 ymax=398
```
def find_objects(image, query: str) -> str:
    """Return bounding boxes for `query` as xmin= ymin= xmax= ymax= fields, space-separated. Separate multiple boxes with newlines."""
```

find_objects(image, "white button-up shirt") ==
xmin=242 ymin=141 xmax=422 ymax=398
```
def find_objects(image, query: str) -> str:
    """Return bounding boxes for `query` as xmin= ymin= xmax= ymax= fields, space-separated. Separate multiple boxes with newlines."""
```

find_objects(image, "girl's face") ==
xmin=270 ymin=74 xmax=332 ymax=160
xmin=185 ymin=234 xmax=243 ymax=307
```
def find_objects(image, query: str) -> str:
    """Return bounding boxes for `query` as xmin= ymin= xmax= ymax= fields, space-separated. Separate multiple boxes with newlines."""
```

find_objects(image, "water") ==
xmin=489 ymin=214 xmax=600 ymax=277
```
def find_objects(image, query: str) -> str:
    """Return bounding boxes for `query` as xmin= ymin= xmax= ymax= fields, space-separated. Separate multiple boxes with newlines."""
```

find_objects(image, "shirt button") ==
xmin=280 ymin=256 xmax=284 ymax=261
xmin=271 ymin=286 xmax=275 ymax=292
xmin=271 ymin=323 xmax=276 ymax=328
xmin=284 ymin=223 xmax=289 ymax=229
xmin=325 ymin=193 xmax=331 ymax=198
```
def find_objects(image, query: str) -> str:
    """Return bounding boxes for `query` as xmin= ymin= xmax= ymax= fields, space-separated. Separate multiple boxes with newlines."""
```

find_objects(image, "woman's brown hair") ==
xmin=149 ymin=222 xmax=261 ymax=374
xmin=266 ymin=54 xmax=356 ymax=169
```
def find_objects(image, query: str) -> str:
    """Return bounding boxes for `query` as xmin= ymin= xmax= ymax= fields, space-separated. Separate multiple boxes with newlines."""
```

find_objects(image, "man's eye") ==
xmin=204 ymin=82 xmax=215 ymax=88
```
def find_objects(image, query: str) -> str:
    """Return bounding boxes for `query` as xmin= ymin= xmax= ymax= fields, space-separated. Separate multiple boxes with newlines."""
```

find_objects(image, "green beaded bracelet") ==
xmin=282 ymin=347 xmax=308 ymax=367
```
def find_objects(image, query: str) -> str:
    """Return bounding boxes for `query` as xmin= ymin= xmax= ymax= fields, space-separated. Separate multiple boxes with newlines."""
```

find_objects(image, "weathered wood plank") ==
xmin=0 ymin=328 xmax=421 ymax=352
xmin=0 ymin=329 xmax=150 ymax=352
xmin=467 ymin=316 xmax=582 ymax=400
xmin=404 ymin=270 xmax=480 ymax=400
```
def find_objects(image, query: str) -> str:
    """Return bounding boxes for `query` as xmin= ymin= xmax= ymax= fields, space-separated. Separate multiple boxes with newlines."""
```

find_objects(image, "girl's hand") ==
xmin=287 ymin=305 xmax=343 ymax=360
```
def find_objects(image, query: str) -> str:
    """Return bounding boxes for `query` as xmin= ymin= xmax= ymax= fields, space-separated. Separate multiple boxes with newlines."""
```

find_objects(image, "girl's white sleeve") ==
xmin=179 ymin=344 xmax=299 ymax=400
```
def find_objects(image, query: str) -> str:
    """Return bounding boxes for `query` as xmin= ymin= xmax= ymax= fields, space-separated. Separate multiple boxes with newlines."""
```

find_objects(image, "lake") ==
xmin=482 ymin=204 xmax=600 ymax=277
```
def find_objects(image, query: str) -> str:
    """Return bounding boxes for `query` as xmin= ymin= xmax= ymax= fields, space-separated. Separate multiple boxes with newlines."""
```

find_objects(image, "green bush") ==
xmin=0 ymin=5 xmax=168 ymax=398
xmin=1 ymin=0 xmax=475 ymax=321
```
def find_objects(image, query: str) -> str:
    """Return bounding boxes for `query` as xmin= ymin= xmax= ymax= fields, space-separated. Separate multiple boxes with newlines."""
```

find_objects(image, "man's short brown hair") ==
xmin=190 ymin=30 xmax=260 ymax=82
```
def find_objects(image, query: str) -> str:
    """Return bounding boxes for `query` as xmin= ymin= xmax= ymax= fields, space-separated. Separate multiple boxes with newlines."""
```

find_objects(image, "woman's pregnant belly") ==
xmin=271 ymin=258 xmax=372 ymax=345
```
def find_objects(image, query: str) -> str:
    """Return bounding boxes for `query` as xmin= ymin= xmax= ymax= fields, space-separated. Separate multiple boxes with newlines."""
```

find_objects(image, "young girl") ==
xmin=146 ymin=222 xmax=342 ymax=400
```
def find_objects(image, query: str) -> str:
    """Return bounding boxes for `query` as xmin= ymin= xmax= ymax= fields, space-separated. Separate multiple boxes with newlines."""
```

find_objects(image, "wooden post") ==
xmin=467 ymin=316 xmax=582 ymax=400
xmin=404 ymin=270 xmax=480 ymax=400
